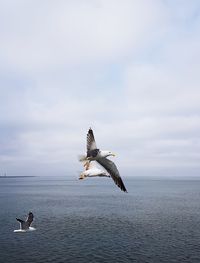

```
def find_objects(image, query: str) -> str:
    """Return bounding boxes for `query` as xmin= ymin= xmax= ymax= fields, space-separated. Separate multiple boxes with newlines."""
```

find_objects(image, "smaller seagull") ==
xmin=79 ymin=160 xmax=110 ymax=180
xmin=15 ymin=212 xmax=35 ymax=232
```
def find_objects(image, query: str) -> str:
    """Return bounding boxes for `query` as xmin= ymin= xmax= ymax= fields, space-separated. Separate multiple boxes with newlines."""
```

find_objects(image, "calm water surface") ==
xmin=0 ymin=176 xmax=200 ymax=263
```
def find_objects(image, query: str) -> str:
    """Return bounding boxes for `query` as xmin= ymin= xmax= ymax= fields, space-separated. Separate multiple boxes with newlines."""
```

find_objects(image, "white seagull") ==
xmin=79 ymin=160 xmax=110 ymax=180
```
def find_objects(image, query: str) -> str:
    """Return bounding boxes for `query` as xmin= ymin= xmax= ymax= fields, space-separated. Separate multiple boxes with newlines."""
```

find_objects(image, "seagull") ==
xmin=79 ymin=128 xmax=127 ymax=192
xmin=79 ymin=160 xmax=110 ymax=179
xmin=16 ymin=212 xmax=34 ymax=230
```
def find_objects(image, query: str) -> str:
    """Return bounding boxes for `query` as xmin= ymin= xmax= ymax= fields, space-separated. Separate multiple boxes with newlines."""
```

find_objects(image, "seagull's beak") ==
xmin=112 ymin=153 xmax=116 ymax=157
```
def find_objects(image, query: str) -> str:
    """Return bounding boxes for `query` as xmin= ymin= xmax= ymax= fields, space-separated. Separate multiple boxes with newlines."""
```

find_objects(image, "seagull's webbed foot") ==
xmin=84 ymin=160 xmax=90 ymax=170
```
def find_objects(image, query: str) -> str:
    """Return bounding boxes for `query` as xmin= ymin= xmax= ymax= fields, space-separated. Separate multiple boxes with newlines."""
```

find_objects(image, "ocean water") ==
xmin=0 ymin=175 xmax=200 ymax=263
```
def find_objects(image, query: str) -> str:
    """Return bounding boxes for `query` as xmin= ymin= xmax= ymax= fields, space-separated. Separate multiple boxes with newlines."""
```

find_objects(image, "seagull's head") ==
xmin=100 ymin=150 xmax=115 ymax=158
xmin=28 ymin=212 xmax=33 ymax=218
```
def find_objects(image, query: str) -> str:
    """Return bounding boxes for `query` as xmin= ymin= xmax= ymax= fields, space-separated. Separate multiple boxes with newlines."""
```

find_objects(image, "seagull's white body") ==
xmin=79 ymin=161 xmax=110 ymax=179
xmin=79 ymin=150 xmax=114 ymax=162
xmin=14 ymin=227 xmax=36 ymax=233
xmin=82 ymin=167 xmax=106 ymax=177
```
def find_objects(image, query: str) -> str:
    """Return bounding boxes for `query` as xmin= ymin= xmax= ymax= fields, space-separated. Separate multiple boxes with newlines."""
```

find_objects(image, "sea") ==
xmin=0 ymin=175 xmax=200 ymax=263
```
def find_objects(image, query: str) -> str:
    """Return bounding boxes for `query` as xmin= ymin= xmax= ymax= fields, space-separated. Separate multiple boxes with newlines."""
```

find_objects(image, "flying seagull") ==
xmin=16 ymin=212 xmax=34 ymax=230
xmin=79 ymin=160 xmax=110 ymax=180
xmin=80 ymin=128 xmax=127 ymax=192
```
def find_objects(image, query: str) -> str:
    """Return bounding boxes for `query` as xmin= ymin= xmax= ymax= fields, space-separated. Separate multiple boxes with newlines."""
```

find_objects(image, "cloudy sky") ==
xmin=0 ymin=0 xmax=200 ymax=176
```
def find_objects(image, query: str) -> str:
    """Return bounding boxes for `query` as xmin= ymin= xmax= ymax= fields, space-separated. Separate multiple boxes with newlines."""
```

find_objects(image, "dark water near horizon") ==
xmin=0 ymin=176 xmax=200 ymax=263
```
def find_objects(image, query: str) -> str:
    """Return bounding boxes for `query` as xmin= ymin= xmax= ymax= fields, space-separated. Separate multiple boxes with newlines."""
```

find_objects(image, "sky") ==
xmin=0 ymin=0 xmax=200 ymax=176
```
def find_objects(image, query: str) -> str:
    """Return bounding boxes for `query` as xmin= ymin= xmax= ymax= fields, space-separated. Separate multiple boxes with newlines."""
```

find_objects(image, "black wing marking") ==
xmin=16 ymin=218 xmax=26 ymax=229
xmin=96 ymin=158 xmax=127 ymax=192
xmin=16 ymin=218 xmax=24 ymax=224
xmin=87 ymin=128 xmax=97 ymax=152
xmin=87 ymin=149 xmax=100 ymax=158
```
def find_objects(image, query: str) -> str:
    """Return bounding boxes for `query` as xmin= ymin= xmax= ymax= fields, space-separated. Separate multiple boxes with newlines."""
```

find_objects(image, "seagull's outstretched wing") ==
xmin=87 ymin=128 xmax=97 ymax=152
xmin=16 ymin=218 xmax=25 ymax=229
xmin=25 ymin=212 xmax=34 ymax=227
xmin=96 ymin=158 xmax=127 ymax=192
